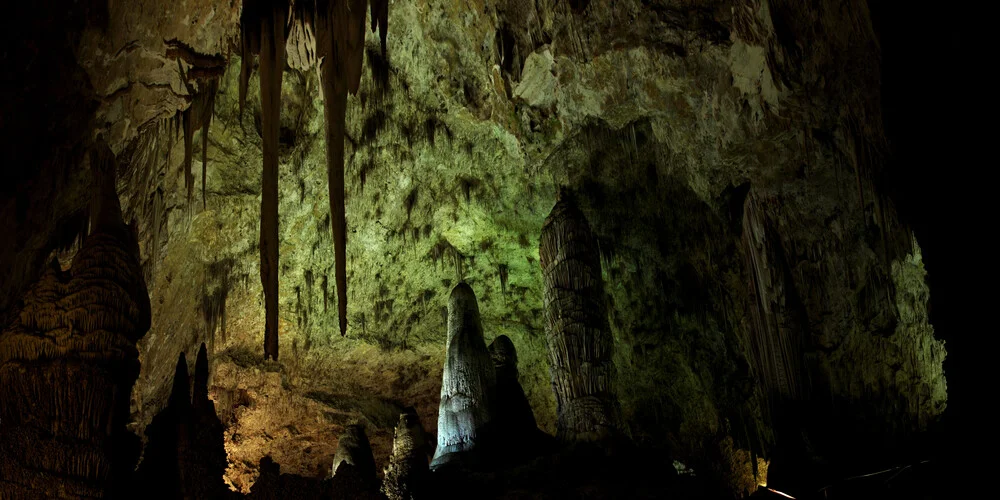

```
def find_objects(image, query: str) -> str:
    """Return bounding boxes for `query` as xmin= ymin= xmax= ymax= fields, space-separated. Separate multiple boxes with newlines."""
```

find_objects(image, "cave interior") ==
xmin=0 ymin=0 xmax=986 ymax=499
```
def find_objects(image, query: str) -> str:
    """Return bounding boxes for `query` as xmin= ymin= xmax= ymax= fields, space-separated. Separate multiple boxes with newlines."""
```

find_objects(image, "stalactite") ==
xmin=201 ymin=80 xmax=217 ymax=210
xmin=314 ymin=0 xmax=388 ymax=337
xmin=241 ymin=0 xmax=290 ymax=360
xmin=182 ymin=106 xmax=195 ymax=207
xmin=740 ymin=190 xmax=805 ymax=402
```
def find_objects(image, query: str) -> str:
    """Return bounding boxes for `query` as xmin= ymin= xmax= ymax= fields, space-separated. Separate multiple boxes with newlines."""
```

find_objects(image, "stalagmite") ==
xmin=539 ymin=191 xmax=622 ymax=443
xmin=382 ymin=409 xmax=430 ymax=500
xmin=0 ymin=140 xmax=151 ymax=496
xmin=430 ymin=282 xmax=497 ymax=469
xmin=135 ymin=345 xmax=228 ymax=498
xmin=241 ymin=0 xmax=289 ymax=360
xmin=331 ymin=424 xmax=378 ymax=490
xmin=488 ymin=335 xmax=539 ymax=438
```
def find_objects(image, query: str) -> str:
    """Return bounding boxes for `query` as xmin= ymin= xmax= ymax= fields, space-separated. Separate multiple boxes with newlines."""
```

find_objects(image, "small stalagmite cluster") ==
xmin=0 ymin=142 xmax=151 ymax=497
xmin=539 ymin=192 xmax=623 ymax=443
xmin=135 ymin=344 xmax=229 ymax=498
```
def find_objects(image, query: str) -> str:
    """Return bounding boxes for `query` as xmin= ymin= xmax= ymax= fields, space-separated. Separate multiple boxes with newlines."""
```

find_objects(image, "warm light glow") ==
xmin=766 ymin=488 xmax=796 ymax=499
xmin=756 ymin=457 xmax=770 ymax=487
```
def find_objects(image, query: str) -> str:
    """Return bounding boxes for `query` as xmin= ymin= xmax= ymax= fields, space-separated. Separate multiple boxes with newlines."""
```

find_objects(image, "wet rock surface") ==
xmin=0 ymin=0 xmax=959 ymax=498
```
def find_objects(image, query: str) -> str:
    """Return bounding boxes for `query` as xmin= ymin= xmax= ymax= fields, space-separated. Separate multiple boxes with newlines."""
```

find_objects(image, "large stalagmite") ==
xmin=488 ymin=335 xmax=540 ymax=441
xmin=431 ymin=282 xmax=497 ymax=469
xmin=135 ymin=344 xmax=228 ymax=498
xmin=539 ymin=192 xmax=622 ymax=443
xmin=0 ymin=141 xmax=151 ymax=497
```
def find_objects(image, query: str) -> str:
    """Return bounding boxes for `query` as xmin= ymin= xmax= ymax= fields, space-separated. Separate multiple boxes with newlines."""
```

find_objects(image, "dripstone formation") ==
xmin=488 ymin=335 xmax=542 ymax=448
xmin=135 ymin=344 xmax=229 ymax=498
xmin=0 ymin=143 xmax=151 ymax=497
xmin=430 ymin=283 xmax=497 ymax=469
xmin=382 ymin=409 xmax=430 ymax=500
xmin=330 ymin=424 xmax=378 ymax=489
xmin=539 ymin=193 xmax=622 ymax=443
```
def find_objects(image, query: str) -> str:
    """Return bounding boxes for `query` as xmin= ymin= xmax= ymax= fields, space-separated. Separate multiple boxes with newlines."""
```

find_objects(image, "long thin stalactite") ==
xmin=241 ymin=0 xmax=289 ymax=360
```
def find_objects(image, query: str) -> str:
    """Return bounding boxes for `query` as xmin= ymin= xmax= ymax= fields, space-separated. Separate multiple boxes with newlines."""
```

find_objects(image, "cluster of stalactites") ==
xmin=740 ymin=189 xmax=805 ymax=402
xmin=238 ymin=0 xmax=389 ymax=357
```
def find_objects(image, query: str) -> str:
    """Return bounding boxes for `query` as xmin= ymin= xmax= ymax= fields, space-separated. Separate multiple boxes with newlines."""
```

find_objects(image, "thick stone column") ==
xmin=430 ymin=283 xmax=496 ymax=469
xmin=539 ymin=193 xmax=621 ymax=443
xmin=0 ymin=142 xmax=151 ymax=497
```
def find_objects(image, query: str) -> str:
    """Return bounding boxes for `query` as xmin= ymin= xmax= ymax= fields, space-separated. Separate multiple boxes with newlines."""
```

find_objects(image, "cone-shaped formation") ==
xmin=180 ymin=78 xmax=218 ymax=210
xmin=331 ymin=425 xmax=378 ymax=490
xmin=382 ymin=409 xmax=430 ymax=500
xmin=135 ymin=346 xmax=229 ymax=498
xmin=539 ymin=192 xmax=622 ymax=443
xmin=241 ymin=0 xmax=290 ymax=360
xmin=313 ymin=0 xmax=389 ymax=337
xmin=431 ymin=283 xmax=497 ymax=469
xmin=488 ymin=335 xmax=539 ymax=440
xmin=0 ymin=141 xmax=151 ymax=497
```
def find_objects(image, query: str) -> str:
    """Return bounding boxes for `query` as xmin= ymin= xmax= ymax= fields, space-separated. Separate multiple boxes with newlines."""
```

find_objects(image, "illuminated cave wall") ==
xmin=0 ymin=0 xmax=947 ymax=494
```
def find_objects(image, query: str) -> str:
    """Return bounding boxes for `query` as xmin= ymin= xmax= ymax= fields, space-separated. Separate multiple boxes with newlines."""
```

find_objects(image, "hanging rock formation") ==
xmin=0 ymin=142 xmax=151 ymax=497
xmin=313 ymin=0 xmax=389 ymax=337
xmin=135 ymin=345 xmax=229 ymax=498
xmin=382 ymin=409 xmax=430 ymax=500
xmin=539 ymin=192 xmax=622 ymax=443
xmin=240 ymin=0 xmax=290 ymax=360
xmin=431 ymin=283 xmax=497 ymax=469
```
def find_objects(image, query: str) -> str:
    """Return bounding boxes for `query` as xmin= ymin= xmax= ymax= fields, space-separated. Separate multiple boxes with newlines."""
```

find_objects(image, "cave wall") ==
xmin=1 ymin=0 xmax=948 ymax=493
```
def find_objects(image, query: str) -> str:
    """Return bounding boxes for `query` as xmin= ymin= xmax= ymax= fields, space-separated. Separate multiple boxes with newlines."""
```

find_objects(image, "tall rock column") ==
xmin=539 ymin=192 xmax=622 ymax=443
xmin=430 ymin=283 xmax=497 ymax=469
xmin=0 ymin=142 xmax=151 ymax=497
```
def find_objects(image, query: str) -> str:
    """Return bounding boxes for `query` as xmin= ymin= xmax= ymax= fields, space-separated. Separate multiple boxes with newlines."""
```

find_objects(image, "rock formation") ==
xmin=382 ymin=409 xmax=430 ymax=500
xmin=430 ymin=283 xmax=497 ymax=469
xmin=539 ymin=192 xmax=622 ymax=443
xmin=488 ymin=335 xmax=540 ymax=441
xmin=240 ymin=0 xmax=289 ymax=361
xmin=331 ymin=425 xmax=378 ymax=487
xmin=134 ymin=344 xmax=229 ymax=498
xmin=0 ymin=142 xmax=151 ymax=497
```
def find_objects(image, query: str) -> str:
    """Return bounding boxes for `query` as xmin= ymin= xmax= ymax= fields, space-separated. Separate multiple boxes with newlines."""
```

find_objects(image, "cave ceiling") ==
xmin=0 ymin=0 xmax=947 ymax=496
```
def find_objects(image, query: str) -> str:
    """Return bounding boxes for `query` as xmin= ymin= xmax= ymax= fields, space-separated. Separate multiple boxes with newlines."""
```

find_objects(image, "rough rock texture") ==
xmin=540 ymin=193 xmax=622 ymax=443
xmin=431 ymin=283 xmax=497 ymax=469
xmin=331 ymin=424 xmax=378 ymax=486
xmin=381 ymin=409 xmax=430 ymax=500
xmin=0 ymin=143 xmax=151 ymax=497
xmin=0 ymin=0 xmax=953 ymax=495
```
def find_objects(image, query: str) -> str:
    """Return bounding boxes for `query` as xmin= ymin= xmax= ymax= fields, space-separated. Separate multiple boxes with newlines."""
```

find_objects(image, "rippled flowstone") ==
xmin=0 ymin=142 xmax=151 ymax=497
